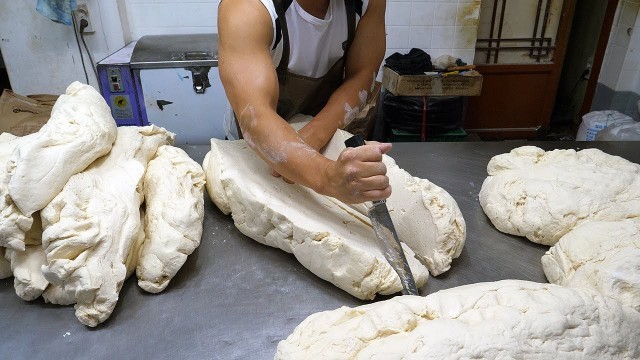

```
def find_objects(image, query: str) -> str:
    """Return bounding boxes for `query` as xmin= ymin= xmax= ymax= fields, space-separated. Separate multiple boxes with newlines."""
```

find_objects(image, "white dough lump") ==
xmin=479 ymin=146 xmax=640 ymax=245
xmin=203 ymin=125 xmax=465 ymax=299
xmin=40 ymin=125 xmax=174 ymax=327
xmin=275 ymin=280 xmax=640 ymax=360
xmin=542 ymin=218 xmax=640 ymax=312
xmin=137 ymin=145 xmax=206 ymax=293
xmin=0 ymin=134 xmax=35 ymax=250
xmin=7 ymin=81 xmax=117 ymax=216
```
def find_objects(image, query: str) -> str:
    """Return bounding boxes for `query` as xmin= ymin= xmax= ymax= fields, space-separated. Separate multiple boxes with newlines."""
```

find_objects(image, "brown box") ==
xmin=382 ymin=67 xmax=483 ymax=96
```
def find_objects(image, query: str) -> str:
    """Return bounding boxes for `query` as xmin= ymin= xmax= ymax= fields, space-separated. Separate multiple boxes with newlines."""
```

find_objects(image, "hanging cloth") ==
xmin=36 ymin=0 xmax=78 ymax=26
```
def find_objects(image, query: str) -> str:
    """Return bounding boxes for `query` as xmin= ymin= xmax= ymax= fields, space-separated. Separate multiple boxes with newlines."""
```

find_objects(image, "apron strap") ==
xmin=274 ymin=0 xmax=291 ymax=75
xmin=344 ymin=0 xmax=356 ymax=57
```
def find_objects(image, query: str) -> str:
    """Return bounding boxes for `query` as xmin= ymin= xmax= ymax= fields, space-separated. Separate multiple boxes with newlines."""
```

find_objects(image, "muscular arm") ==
xmin=298 ymin=0 xmax=387 ymax=152
xmin=218 ymin=0 xmax=390 ymax=204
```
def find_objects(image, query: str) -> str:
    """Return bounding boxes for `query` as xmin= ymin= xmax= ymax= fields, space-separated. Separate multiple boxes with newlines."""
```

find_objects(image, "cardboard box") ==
xmin=382 ymin=67 xmax=483 ymax=96
xmin=0 ymin=89 xmax=57 ymax=136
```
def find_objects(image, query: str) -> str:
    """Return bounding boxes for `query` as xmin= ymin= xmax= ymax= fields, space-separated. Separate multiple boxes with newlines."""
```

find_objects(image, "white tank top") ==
xmin=223 ymin=0 xmax=370 ymax=139
xmin=259 ymin=0 xmax=369 ymax=77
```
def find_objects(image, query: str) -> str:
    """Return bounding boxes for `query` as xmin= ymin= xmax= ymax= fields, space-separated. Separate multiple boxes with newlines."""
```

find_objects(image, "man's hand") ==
xmin=321 ymin=142 xmax=392 ymax=204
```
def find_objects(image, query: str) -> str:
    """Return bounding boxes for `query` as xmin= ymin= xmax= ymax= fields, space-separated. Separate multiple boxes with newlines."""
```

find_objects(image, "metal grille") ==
xmin=476 ymin=0 xmax=558 ymax=64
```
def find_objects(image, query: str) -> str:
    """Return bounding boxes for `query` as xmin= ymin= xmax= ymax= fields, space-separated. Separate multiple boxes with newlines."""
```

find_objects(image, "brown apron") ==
xmin=236 ymin=0 xmax=356 ymax=137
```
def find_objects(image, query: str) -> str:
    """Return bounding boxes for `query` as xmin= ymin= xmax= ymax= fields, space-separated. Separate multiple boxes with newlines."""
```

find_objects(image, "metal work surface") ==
xmin=1 ymin=141 xmax=638 ymax=360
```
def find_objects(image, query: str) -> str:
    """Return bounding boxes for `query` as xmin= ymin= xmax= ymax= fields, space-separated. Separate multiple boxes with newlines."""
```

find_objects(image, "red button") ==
xmin=113 ymin=84 xmax=120 ymax=91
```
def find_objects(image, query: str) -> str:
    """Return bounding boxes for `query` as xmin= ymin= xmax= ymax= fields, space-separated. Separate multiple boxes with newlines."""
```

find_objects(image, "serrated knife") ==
xmin=344 ymin=135 xmax=419 ymax=295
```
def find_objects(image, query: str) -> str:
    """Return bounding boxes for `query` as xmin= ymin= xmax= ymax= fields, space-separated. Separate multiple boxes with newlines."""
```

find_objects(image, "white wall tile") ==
xmin=431 ymin=26 xmax=455 ymax=48
xmin=411 ymin=2 xmax=434 ymax=25
xmin=433 ymin=3 xmax=458 ymax=26
xmin=387 ymin=2 xmax=412 ymax=25
xmin=387 ymin=26 xmax=410 ymax=49
xmin=409 ymin=26 xmax=433 ymax=48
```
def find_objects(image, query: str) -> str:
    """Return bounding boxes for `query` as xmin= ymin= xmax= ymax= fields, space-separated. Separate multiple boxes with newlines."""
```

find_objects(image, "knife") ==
xmin=344 ymin=135 xmax=419 ymax=295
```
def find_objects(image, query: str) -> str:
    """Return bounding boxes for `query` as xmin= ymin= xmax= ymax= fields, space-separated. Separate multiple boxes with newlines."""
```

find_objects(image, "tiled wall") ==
xmin=124 ymin=0 xmax=480 ymax=64
xmin=598 ymin=0 xmax=640 ymax=91
xmin=593 ymin=0 xmax=640 ymax=118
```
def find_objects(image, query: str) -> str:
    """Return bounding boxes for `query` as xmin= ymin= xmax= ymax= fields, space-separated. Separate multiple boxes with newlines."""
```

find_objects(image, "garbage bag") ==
xmin=576 ymin=110 xmax=634 ymax=141
xmin=383 ymin=94 xmax=463 ymax=135
xmin=595 ymin=121 xmax=640 ymax=141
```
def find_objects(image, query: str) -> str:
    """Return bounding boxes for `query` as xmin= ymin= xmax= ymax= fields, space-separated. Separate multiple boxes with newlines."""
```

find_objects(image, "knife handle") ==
xmin=344 ymin=135 xmax=386 ymax=206
xmin=344 ymin=134 xmax=366 ymax=148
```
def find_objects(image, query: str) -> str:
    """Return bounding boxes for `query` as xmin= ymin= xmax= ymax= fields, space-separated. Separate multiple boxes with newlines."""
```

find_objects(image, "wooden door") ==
xmin=466 ymin=0 xmax=576 ymax=139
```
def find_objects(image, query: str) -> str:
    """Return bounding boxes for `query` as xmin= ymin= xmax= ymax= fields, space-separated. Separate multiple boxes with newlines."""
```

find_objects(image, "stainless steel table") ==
xmin=1 ymin=141 xmax=638 ymax=360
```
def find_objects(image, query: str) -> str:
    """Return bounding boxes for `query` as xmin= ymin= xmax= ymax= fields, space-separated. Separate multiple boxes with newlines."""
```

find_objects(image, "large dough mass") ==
xmin=40 ymin=125 xmax=173 ymax=327
xmin=275 ymin=280 xmax=640 ymax=360
xmin=479 ymin=146 xmax=640 ymax=245
xmin=542 ymin=218 xmax=640 ymax=312
xmin=7 ymin=82 xmax=117 ymax=216
xmin=203 ymin=123 xmax=465 ymax=299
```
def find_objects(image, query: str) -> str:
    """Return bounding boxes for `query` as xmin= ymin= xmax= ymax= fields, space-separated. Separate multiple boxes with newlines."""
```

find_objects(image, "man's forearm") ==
xmin=298 ymin=69 xmax=378 ymax=151
xmin=238 ymin=104 xmax=333 ymax=193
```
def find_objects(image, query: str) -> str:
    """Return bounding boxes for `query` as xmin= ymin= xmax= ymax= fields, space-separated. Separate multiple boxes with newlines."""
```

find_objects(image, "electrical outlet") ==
xmin=74 ymin=3 xmax=95 ymax=34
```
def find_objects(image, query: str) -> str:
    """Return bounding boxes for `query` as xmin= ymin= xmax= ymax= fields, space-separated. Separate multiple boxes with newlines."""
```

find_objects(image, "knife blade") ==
xmin=344 ymin=135 xmax=419 ymax=295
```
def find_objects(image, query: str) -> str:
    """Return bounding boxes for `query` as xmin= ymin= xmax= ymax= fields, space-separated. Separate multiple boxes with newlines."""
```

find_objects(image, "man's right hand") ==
xmin=322 ymin=142 xmax=392 ymax=204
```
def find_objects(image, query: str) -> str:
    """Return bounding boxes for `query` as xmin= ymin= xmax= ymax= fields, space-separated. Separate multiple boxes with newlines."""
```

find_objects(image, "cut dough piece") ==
xmin=137 ymin=145 xmax=206 ymax=293
xmin=8 ymin=82 xmax=117 ymax=216
xmin=0 ymin=134 xmax=36 ymax=250
xmin=42 ymin=283 xmax=76 ymax=306
xmin=0 ymin=248 xmax=12 ymax=279
xmin=479 ymin=146 xmax=640 ymax=245
xmin=41 ymin=125 xmax=174 ymax=327
xmin=276 ymin=280 xmax=640 ymax=360
xmin=542 ymin=218 xmax=640 ymax=312
xmin=204 ymin=138 xmax=428 ymax=299
xmin=319 ymin=125 xmax=465 ymax=276
xmin=4 ymin=245 xmax=49 ymax=301
xmin=204 ymin=124 xmax=463 ymax=298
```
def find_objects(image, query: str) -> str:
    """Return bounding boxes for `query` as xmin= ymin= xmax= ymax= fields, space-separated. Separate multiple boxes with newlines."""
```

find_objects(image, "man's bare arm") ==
xmin=298 ymin=0 xmax=387 ymax=152
xmin=218 ymin=0 xmax=391 ymax=203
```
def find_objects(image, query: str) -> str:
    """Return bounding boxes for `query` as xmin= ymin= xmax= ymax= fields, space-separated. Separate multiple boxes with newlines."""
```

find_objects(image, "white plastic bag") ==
xmin=595 ymin=121 xmax=640 ymax=141
xmin=576 ymin=110 xmax=635 ymax=141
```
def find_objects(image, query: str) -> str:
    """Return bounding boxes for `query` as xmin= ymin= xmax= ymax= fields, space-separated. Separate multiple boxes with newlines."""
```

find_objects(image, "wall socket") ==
xmin=74 ymin=3 xmax=95 ymax=34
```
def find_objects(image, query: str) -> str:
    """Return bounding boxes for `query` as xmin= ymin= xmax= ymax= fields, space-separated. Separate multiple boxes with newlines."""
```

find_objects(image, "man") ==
xmin=218 ymin=0 xmax=390 ymax=204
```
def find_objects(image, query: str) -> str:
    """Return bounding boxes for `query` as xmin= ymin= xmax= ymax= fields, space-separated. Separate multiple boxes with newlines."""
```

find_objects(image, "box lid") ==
xmin=130 ymin=33 xmax=218 ymax=69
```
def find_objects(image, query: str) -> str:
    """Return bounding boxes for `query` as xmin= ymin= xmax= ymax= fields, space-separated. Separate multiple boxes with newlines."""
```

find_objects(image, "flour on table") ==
xmin=7 ymin=81 xmax=117 ymax=217
xmin=203 ymin=118 xmax=465 ymax=298
xmin=479 ymin=146 xmax=640 ymax=245
xmin=40 ymin=125 xmax=174 ymax=327
xmin=542 ymin=218 xmax=640 ymax=312
xmin=275 ymin=280 xmax=640 ymax=360
xmin=137 ymin=145 xmax=206 ymax=293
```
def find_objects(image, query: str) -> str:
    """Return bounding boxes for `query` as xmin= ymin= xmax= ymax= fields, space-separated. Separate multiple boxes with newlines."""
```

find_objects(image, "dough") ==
xmin=203 ymin=123 xmax=464 ymax=299
xmin=8 ymin=81 xmax=117 ymax=216
xmin=137 ymin=145 xmax=206 ymax=293
xmin=479 ymin=146 xmax=640 ymax=245
xmin=542 ymin=218 xmax=640 ymax=312
xmin=40 ymin=125 xmax=174 ymax=327
xmin=0 ymin=134 xmax=36 ymax=250
xmin=275 ymin=280 xmax=640 ymax=360
xmin=321 ymin=127 xmax=465 ymax=275
xmin=4 ymin=245 xmax=48 ymax=301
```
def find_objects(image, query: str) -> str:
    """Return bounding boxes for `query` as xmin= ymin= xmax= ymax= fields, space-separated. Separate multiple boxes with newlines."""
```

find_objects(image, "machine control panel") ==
xmin=108 ymin=67 xmax=124 ymax=93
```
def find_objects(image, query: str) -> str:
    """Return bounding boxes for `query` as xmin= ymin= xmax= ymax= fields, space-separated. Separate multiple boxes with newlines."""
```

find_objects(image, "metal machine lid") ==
xmin=130 ymin=33 xmax=218 ymax=69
